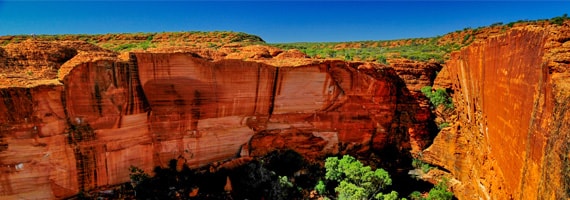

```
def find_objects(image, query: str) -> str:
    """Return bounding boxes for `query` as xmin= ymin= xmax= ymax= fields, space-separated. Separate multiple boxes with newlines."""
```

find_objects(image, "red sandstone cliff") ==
xmin=0 ymin=40 xmax=437 ymax=199
xmin=423 ymin=22 xmax=570 ymax=199
xmin=5 ymin=21 xmax=568 ymax=199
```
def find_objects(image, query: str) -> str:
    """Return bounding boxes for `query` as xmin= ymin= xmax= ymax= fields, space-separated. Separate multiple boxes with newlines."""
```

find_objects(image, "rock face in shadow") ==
xmin=0 ymin=43 xmax=436 ymax=199
xmin=423 ymin=23 xmax=570 ymax=199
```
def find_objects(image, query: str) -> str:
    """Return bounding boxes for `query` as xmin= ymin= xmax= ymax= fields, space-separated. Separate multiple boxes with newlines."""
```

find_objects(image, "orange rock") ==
xmin=224 ymin=176 xmax=232 ymax=193
xmin=273 ymin=49 xmax=309 ymax=59
xmin=0 ymin=46 xmax=439 ymax=198
xmin=188 ymin=187 xmax=199 ymax=197
xmin=424 ymin=22 xmax=570 ymax=200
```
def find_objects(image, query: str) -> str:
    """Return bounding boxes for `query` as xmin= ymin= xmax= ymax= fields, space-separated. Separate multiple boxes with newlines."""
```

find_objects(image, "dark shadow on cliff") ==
xmin=127 ymin=150 xmax=317 ymax=200
xmin=367 ymin=65 xmax=441 ymax=197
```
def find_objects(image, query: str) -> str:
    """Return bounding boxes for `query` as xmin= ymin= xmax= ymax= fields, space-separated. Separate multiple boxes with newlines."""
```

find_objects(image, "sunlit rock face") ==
xmin=424 ymin=23 xmax=570 ymax=200
xmin=0 ymin=43 xmax=438 ymax=199
xmin=5 ymin=22 xmax=569 ymax=200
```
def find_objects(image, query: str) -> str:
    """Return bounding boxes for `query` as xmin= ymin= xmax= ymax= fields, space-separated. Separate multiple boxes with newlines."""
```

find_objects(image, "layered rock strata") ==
xmin=0 ymin=42 xmax=436 ymax=199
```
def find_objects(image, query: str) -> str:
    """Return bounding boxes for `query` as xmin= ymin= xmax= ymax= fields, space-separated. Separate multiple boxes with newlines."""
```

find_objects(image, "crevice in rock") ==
xmin=267 ymin=68 xmax=279 ymax=116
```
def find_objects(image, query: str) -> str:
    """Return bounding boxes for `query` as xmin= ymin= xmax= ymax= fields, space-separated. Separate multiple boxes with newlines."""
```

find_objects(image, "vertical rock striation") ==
xmin=0 ymin=42 xmax=438 ymax=198
xmin=424 ymin=23 xmax=570 ymax=199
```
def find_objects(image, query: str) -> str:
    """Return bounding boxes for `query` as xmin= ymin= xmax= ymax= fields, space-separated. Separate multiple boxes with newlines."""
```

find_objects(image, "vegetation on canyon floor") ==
xmin=318 ymin=155 xmax=398 ymax=199
xmin=120 ymin=152 xmax=452 ymax=200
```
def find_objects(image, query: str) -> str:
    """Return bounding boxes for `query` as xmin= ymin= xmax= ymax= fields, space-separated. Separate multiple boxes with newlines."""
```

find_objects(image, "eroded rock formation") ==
xmin=4 ymin=21 xmax=567 ymax=200
xmin=423 ymin=22 xmax=570 ymax=199
xmin=0 ymin=41 xmax=437 ymax=199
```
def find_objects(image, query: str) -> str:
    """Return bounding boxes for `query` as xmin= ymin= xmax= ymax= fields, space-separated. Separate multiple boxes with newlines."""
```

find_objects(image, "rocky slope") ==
xmin=423 ymin=21 xmax=570 ymax=199
xmin=0 ymin=39 xmax=439 ymax=199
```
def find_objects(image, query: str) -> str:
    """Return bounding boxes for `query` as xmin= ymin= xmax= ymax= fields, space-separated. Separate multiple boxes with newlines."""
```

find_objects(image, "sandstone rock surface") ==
xmin=0 ymin=41 xmax=436 ymax=199
xmin=424 ymin=22 xmax=570 ymax=199
xmin=5 ymin=21 xmax=568 ymax=200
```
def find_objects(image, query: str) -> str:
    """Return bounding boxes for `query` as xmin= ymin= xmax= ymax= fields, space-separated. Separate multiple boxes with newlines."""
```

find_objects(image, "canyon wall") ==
xmin=424 ymin=23 xmax=570 ymax=199
xmin=9 ymin=23 xmax=568 ymax=200
xmin=0 ymin=42 xmax=437 ymax=199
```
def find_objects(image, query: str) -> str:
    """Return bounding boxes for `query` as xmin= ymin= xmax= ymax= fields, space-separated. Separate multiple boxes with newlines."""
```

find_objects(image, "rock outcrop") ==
xmin=0 ymin=40 xmax=437 ymax=199
xmin=423 ymin=22 xmax=570 ymax=199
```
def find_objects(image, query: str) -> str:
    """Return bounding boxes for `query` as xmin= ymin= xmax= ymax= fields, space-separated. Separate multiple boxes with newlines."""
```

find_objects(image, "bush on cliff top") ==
xmin=272 ymin=39 xmax=458 ymax=64
xmin=550 ymin=13 xmax=568 ymax=25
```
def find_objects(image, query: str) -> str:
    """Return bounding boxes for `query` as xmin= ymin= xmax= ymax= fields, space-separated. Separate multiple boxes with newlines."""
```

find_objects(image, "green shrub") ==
xmin=278 ymin=175 xmax=294 ymax=188
xmin=421 ymin=164 xmax=432 ymax=173
xmin=113 ymin=43 xmax=136 ymax=51
xmin=438 ymin=122 xmax=450 ymax=130
xmin=412 ymin=158 xmax=433 ymax=173
xmin=271 ymin=38 xmax=462 ymax=64
xmin=409 ymin=191 xmax=423 ymax=200
xmin=550 ymin=13 xmax=568 ymax=25
xmin=407 ymin=180 xmax=453 ymax=200
xmin=324 ymin=155 xmax=401 ymax=200
xmin=128 ymin=165 xmax=149 ymax=186
xmin=139 ymin=41 xmax=152 ymax=50
xmin=421 ymin=86 xmax=453 ymax=109
xmin=462 ymin=34 xmax=472 ymax=44
xmin=111 ymin=40 xmax=155 ymax=52
xmin=315 ymin=180 xmax=327 ymax=195
xmin=426 ymin=179 xmax=453 ymax=200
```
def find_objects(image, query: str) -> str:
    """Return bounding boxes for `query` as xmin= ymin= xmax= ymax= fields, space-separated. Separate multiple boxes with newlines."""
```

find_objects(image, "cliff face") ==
xmin=8 ymin=22 xmax=568 ymax=199
xmin=424 ymin=23 xmax=570 ymax=199
xmin=0 ymin=40 xmax=438 ymax=199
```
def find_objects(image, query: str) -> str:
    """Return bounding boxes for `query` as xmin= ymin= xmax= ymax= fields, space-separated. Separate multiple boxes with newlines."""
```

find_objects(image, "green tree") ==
xmin=315 ymin=180 xmax=327 ymax=195
xmin=550 ymin=13 xmax=568 ymax=25
xmin=421 ymin=86 xmax=453 ymax=109
xmin=412 ymin=158 xmax=433 ymax=174
xmin=409 ymin=191 xmax=423 ymax=200
xmin=426 ymin=179 xmax=453 ymax=200
xmin=407 ymin=180 xmax=453 ymax=200
xmin=377 ymin=191 xmax=400 ymax=200
xmin=128 ymin=165 xmax=149 ymax=185
xmin=278 ymin=175 xmax=293 ymax=188
xmin=324 ymin=155 xmax=399 ymax=200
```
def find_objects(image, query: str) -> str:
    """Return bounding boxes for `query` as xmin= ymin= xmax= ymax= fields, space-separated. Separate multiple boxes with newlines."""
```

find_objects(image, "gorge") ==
xmin=0 ymin=20 xmax=569 ymax=199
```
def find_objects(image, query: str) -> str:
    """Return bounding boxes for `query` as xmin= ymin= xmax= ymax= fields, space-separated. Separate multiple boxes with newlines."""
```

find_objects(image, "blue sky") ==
xmin=0 ymin=1 xmax=568 ymax=43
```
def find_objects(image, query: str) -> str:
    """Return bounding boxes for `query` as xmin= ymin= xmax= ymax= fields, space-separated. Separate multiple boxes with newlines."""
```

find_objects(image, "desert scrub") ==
xmin=550 ymin=13 xmax=568 ymax=25
xmin=420 ymin=86 xmax=453 ymax=110
xmin=112 ymin=40 xmax=155 ymax=52
xmin=271 ymin=38 xmax=460 ymax=64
